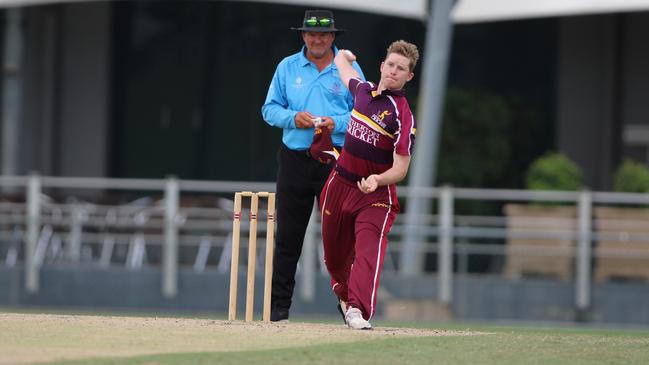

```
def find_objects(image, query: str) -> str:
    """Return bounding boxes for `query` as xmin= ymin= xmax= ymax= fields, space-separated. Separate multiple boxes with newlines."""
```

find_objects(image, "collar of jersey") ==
xmin=371 ymin=86 xmax=406 ymax=98
xmin=299 ymin=46 xmax=340 ymax=70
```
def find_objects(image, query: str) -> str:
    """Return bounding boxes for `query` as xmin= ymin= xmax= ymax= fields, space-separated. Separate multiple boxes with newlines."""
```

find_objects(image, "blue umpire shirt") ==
xmin=262 ymin=46 xmax=365 ymax=150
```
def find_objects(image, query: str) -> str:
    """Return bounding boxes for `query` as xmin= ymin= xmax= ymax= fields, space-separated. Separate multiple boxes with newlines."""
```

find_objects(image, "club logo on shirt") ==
xmin=371 ymin=110 xmax=391 ymax=128
xmin=293 ymin=76 xmax=303 ymax=89
xmin=330 ymin=82 xmax=342 ymax=96
xmin=347 ymin=120 xmax=380 ymax=146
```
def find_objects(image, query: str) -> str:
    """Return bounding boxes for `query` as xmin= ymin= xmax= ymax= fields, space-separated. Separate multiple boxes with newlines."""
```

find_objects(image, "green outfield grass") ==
xmin=1 ymin=311 xmax=648 ymax=365
xmin=59 ymin=326 xmax=649 ymax=365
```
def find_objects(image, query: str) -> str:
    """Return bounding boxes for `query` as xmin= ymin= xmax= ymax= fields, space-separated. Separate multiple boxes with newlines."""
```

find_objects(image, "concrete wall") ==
xmin=22 ymin=3 xmax=111 ymax=177
xmin=556 ymin=15 xmax=619 ymax=190
xmin=557 ymin=13 xmax=649 ymax=190
xmin=619 ymin=13 xmax=649 ymax=164
xmin=57 ymin=3 xmax=111 ymax=176
xmin=22 ymin=7 xmax=59 ymax=176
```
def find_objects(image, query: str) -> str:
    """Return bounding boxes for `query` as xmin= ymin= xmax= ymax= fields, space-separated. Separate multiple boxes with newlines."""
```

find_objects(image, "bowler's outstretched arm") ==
xmin=334 ymin=50 xmax=360 ymax=90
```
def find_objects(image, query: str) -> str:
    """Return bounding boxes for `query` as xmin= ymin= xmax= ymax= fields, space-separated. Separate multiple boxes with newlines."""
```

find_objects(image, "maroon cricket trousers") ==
xmin=319 ymin=171 xmax=399 ymax=320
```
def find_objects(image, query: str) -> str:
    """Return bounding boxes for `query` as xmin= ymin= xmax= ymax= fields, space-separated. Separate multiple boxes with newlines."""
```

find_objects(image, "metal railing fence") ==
xmin=2 ymin=174 xmax=649 ymax=311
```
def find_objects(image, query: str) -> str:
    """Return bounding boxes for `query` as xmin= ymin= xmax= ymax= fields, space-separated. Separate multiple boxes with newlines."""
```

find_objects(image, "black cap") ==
xmin=291 ymin=10 xmax=346 ymax=33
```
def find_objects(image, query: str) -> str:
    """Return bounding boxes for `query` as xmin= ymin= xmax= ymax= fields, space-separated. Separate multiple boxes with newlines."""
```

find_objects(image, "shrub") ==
xmin=612 ymin=158 xmax=649 ymax=193
xmin=525 ymin=152 xmax=583 ymax=191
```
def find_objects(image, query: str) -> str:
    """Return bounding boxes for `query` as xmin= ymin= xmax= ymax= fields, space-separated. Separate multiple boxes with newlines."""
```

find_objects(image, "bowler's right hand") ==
xmin=341 ymin=49 xmax=356 ymax=62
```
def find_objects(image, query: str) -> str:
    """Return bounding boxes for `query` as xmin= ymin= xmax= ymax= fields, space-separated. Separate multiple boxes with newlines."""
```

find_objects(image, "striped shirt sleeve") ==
xmin=394 ymin=97 xmax=416 ymax=156
xmin=347 ymin=77 xmax=365 ymax=97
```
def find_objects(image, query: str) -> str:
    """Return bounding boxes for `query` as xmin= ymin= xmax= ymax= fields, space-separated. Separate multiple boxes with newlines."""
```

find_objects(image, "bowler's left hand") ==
xmin=358 ymin=176 xmax=378 ymax=194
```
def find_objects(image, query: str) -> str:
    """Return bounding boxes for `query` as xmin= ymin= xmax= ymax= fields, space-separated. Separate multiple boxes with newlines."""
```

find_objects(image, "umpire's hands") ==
xmin=317 ymin=117 xmax=335 ymax=131
xmin=294 ymin=112 xmax=335 ymax=130
xmin=295 ymin=111 xmax=317 ymax=128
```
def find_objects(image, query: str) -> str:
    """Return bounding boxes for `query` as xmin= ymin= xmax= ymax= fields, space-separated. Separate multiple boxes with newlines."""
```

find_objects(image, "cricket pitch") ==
xmin=0 ymin=312 xmax=475 ymax=364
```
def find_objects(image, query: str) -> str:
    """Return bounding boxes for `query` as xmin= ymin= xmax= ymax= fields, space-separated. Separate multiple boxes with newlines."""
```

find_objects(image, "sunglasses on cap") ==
xmin=304 ymin=17 xmax=333 ymax=27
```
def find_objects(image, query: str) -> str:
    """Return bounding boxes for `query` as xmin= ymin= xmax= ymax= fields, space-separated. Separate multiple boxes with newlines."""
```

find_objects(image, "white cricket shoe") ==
xmin=345 ymin=307 xmax=372 ymax=330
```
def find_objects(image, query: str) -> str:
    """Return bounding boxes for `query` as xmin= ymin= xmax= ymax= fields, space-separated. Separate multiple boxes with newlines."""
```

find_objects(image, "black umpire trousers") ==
xmin=272 ymin=143 xmax=333 ymax=311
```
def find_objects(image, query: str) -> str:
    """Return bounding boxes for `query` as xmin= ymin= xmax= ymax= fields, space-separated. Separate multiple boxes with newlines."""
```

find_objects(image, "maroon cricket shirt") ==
xmin=334 ymin=77 xmax=416 ymax=185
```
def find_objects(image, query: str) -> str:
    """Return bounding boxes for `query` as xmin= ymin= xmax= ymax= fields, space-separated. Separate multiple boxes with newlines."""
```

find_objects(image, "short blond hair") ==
xmin=386 ymin=40 xmax=419 ymax=72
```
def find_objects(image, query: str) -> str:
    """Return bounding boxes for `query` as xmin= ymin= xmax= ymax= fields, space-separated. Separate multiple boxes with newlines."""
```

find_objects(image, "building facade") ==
xmin=4 ymin=1 xmax=649 ymax=190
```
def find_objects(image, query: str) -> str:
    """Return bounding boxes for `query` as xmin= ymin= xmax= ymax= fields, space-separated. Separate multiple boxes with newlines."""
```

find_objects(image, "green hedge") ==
xmin=525 ymin=152 xmax=583 ymax=191
xmin=612 ymin=158 xmax=649 ymax=193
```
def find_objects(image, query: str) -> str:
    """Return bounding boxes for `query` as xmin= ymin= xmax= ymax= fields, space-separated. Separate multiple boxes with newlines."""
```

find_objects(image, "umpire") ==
xmin=261 ymin=9 xmax=364 ymax=321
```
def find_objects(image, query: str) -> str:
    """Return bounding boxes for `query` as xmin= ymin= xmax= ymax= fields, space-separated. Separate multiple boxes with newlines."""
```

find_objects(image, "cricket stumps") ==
xmin=228 ymin=191 xmax=276 ymax=322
